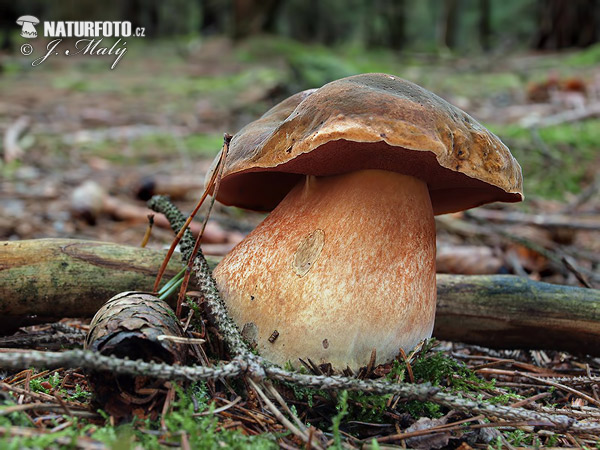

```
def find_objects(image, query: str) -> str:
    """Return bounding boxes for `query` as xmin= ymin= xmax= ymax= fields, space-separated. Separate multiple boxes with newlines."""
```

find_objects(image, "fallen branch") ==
xmin=0 ymin=239 xmax=182 ymax=333
xmin=467 ymin=208 xmax=600 ymax=231
xmin=525 ymin=102 xmax=600 ymax=128
xmin=463 ymin=213 xmax=600 ymax=286
xmin=1 ymin=239 xmax=599 ymax=355
xmin=434 ymin=274 xmax=600 ymax=355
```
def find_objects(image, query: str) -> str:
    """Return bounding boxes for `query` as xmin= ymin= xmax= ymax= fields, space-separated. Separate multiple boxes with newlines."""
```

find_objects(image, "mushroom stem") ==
xmin=214 ymin=169 xmax=436 ymax=370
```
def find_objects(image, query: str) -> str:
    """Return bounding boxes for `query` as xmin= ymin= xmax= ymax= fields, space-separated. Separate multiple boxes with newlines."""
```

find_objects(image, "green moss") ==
xmin=330 ymin=390 xmax=349 ymax=449
xmin=0 ymin=383 xmax=278 ymax=450
xmin=488 ymin=120 xmax=600 ymax=199
xmin=487 ymin=392 xmax=523 ymax=405
xmin=76 ymin=131 xmax=223 ymax=164
xmin=281 ymin=363 xmax=328 ymax=409
xmin=566 ymin=43 xmax=600 ymax=66
xmin=29 ymin=371 xmax=61 ymax=394
xmin=183 ymin=133 xmax=225 ymax=157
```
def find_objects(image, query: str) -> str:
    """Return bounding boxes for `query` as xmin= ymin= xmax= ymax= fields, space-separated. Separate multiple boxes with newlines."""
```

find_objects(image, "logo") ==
xmin=17 ymin=16 xmax=39 ymax=39
xmin=15 ymin=16 xmax=145 ymax=70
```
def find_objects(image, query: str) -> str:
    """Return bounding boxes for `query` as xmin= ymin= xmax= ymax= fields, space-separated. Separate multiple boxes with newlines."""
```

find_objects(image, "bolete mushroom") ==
xmin=208 ymin=73 xmax=523 ymax=370
xmin=16 ymin=16 xmax=39 ymax=39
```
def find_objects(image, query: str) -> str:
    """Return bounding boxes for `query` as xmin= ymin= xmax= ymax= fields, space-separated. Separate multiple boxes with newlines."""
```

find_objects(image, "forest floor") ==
xmin=0 ymin=36 xmax=599 ymax=448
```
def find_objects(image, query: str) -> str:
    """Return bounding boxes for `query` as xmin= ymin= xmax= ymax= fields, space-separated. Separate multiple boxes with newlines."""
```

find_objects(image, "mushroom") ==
xmin=208 ymin=73 xmax=523 ymax=370
xmin=16 ymin=16 xmax=39 ymax=38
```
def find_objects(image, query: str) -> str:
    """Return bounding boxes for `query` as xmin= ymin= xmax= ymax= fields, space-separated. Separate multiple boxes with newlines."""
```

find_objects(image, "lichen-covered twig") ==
xmin=263 ymin=366 xmax=600 ymax=433
xmin=149 ymin=193 xmax=256 ymax=360
xmin=0 ymin=349 xmax=244 ymax=380
xmin=148 ymin=196 xmax=196 ymax=264
xmin=0 ymin=349 xmax=599 ymax=434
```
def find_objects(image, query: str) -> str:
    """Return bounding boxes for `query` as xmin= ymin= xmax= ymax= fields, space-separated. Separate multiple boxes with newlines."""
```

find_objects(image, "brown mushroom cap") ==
xmin=214 ymin=73 xmax=523 ymax=215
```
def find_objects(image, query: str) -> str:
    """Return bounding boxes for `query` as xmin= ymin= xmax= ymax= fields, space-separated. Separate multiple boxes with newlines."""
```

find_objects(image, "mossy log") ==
xmin=1 ymin=239 xmax=599 ymax=356
xmin=435 ymin=274 xmax=600 ymax=355
xmin=0 ymin=239 xmax=182 ymax=333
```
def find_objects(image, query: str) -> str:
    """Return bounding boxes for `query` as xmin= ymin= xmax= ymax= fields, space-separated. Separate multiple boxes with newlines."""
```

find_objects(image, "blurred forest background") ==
xmin=3 ymin=0 xmax=600 ymax=51
xmin=1 ymin=2 xmax=600 ymax=448
xmin=0 ymin=0 xmax=599 ymax=283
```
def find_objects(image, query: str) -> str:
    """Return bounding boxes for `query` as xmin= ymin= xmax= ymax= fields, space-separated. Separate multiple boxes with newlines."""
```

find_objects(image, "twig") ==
xmin=563 ymin=173 xmax=600 ymax=213
xmin=0 ymin=333 xmax=84 ymax=348
xmin=0 ymin=403 xmax=95 ymax=418
xmin=0 ymin=350 xmax=245 ymax=380
xmin=510 ymin=392 xmax=552 ymax=408
xmin=465 ymin=212 xmax=600 ymax=284
xmin=140 ymin=214 xmax=154 ymax=248
xmin=0 ymin=348 xmax=599 ymax=433
xmin=194 ymin=396 xmax=242 ymax=416
xmin=519 ymin=373 xmax=600 ymax=408
xmin=265 ymin=381 xmax=317 ymax=440
xmin=249 ymin=379 xmax=320 ymax=449
xmin=561 ymin=256 xmax=593 ymax=289
xmin=151 ymin=134 xmax=230 ymax=293
xmin=467 ymin=208 xmax=600 ymax=231
xmin=174 ymin=134 xmax=231 ymax=317
xmin=526 ymin=102 xmax=600 ymax=128
xmin=147 ymin=197 xmax=196 ymax=264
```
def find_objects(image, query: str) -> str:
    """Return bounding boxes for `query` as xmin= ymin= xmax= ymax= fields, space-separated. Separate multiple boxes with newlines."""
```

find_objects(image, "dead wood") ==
xmin=435 ymin=274 xmax=600 ymax=356
xmin=467 ymin=208 xmax=600 ymax=231
xmin=69 ymin=181 xmax=242 ymax=246
xmin=526 ymin=102 xmax=600 ymax=128
xmin=2 ymin=238 xmax=599 ymax=355
xmin=0 ymin=238 xmax=182 ymax=334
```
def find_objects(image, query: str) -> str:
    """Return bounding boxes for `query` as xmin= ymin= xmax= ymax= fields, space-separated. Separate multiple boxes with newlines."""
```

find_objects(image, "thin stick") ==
xmin=152 ymin=138 xmax=228 ymax=293
xmin=175 ymin=134 xmax=231 ymax=317
xmin=140 ymin=214 xmax=154 ymax=248
xmin=265 ymin=381 xmax=311 ymax=436
xmin=0 ymin=349 xmax=599 ymax=433
xmin=248 ymin=379 xmax=321 ymax=449
xmin=520 ymin=373 xmax=600 ymax=408
xmin=0 ymin=403 xmax=89 ymax=416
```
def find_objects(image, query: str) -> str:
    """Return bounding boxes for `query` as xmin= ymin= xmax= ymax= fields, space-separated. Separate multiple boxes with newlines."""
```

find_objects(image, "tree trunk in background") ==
xmin=231 ymin=0 xmax=281 ymax=40
xmin=440 ymin=0 xmax=460 ymax=49
xmin=383 ymin=0 xmax=406 ymax=50
xmin=533 ymin=0 xmax=598 ymax=49
xmin=366 ymin=0 xmax=406 ymax=50
xmin=478 ymin=0 xmax=491 ymax=51
xmin=200 ymin=0 xmax=229 ymax=35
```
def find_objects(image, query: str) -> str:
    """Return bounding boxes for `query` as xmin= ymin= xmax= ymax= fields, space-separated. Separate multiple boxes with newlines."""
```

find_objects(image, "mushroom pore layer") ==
xmin=213 ymin=169 xmax=436 ymax=370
